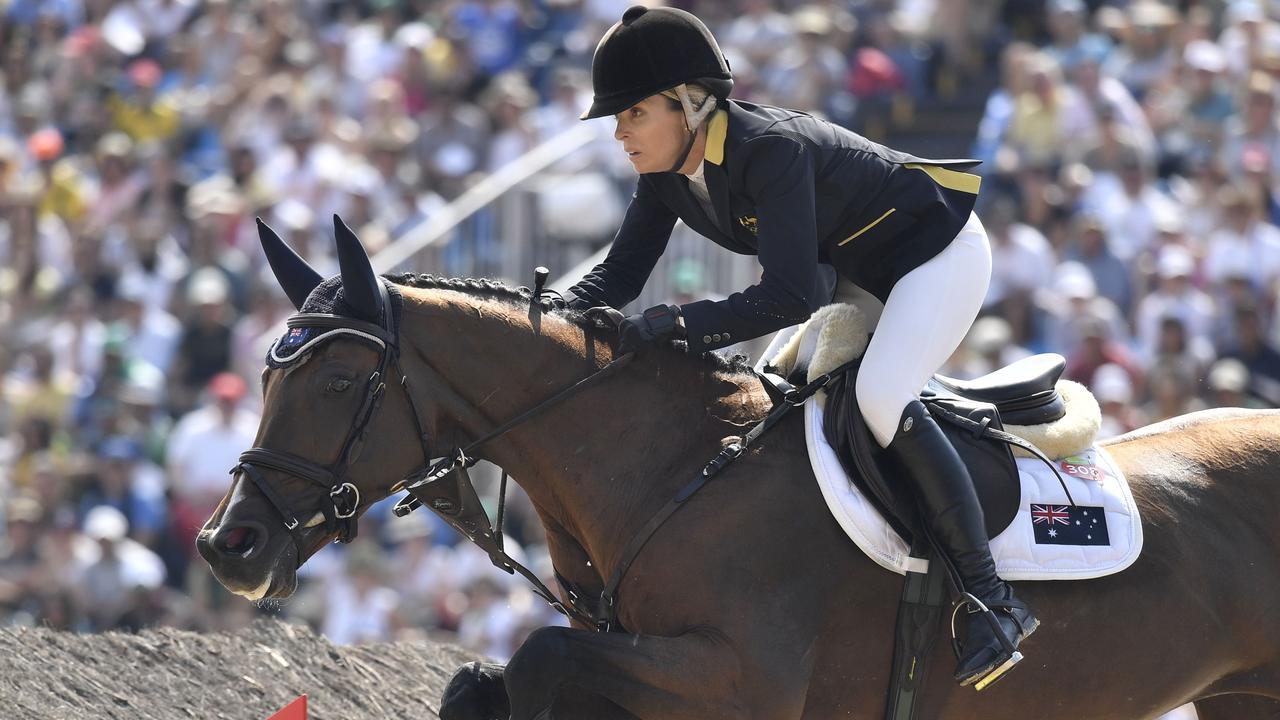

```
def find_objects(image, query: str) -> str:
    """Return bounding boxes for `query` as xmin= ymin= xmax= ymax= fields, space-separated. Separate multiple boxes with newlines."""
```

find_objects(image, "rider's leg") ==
xmin=855 ymin=212 xmax=1037 ymax=688
xmin=854 ymin=212 xmax=989 ymax=446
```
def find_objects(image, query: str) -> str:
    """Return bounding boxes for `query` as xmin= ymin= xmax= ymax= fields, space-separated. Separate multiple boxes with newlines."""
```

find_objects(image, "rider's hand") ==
xmin=617 ymin=304 xmax=684 ymax=355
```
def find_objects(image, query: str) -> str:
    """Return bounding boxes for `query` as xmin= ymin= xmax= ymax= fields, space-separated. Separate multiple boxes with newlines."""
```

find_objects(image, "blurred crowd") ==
xmin=0 ymin=0 xmax=1276 ymax=672
xmin=954 ymin=0 xmax=1280 ymax=439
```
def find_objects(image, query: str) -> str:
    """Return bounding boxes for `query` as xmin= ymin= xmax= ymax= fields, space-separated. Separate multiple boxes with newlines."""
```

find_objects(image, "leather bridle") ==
xmin=229 ymin=290 xmax=633 ymax=626
xmin=232 ymin=310 xmax=398 ymax=545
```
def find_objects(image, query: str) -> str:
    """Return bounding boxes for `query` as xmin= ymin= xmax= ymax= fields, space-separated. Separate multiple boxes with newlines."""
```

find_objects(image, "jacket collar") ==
xmin=703 ymin=108 xmax=728 ymax=166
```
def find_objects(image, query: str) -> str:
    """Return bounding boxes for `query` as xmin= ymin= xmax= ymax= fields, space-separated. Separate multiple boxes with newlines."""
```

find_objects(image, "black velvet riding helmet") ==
xmin=580 ymin=5 xmax=733 ymax=120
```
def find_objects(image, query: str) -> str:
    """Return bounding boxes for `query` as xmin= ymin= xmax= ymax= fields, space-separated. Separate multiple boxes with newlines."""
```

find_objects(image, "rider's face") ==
xmin=614 ymin=94 xmax=687 ymax=174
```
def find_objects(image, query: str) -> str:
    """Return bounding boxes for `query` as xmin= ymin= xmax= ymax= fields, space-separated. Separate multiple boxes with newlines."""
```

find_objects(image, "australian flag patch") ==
xmin=267 ymin=326 xmax=317 ymax=367
xmin=278 ymin=326 xmax=312 ymax=351
xmin=1031 ymin=504 xmax=1110 ymax=546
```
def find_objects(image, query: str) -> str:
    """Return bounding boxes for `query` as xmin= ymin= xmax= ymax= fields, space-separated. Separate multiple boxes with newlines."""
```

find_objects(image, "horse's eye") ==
xmin=327 ymin=378 xmax=353 ymax=393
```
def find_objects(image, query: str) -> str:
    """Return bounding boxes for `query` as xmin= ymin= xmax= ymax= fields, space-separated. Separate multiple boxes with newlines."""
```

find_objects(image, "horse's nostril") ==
xmin=214 ymin=523 xmax=263 ymax=558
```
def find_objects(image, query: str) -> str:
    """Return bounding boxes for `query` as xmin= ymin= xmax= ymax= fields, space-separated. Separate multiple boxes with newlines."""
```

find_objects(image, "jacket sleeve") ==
xmin=680 ymin=135 xmax=824 ymax=353
xmin=565 ymin=175 xmax=678 ymax=310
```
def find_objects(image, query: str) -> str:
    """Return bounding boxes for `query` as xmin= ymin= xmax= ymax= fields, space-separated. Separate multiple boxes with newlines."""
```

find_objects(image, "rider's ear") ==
xmin=257 ymin=217 xmax=323 ymax=311
xmin=333 ymin=214 xmax=383 ymax=323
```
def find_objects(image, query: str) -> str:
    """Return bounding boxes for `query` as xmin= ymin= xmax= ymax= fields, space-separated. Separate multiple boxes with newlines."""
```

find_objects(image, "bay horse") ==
xmin=197 ymin=217 xmax=1280 ymax=719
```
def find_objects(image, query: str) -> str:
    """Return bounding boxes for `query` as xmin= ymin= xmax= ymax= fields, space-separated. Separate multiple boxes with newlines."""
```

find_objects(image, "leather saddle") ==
xmin=804 ymin=353 xmax=1068 ymax=543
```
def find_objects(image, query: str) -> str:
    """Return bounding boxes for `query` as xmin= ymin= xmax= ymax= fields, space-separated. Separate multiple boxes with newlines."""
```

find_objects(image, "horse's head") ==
xmin=196 ymin=216 xmax=429 ymax=600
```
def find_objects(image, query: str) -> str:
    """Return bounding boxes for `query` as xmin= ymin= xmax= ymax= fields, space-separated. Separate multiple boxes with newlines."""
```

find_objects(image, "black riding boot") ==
xmin=884 ymin=399 xmax=1039 ymax=689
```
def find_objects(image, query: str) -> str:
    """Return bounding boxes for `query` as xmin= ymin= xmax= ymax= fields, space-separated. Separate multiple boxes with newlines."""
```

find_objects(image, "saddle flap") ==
xmin=821 ymin=369 xmax=1021 ymax=541
xmin=924 ymin=396 xmax=1021 ymax=538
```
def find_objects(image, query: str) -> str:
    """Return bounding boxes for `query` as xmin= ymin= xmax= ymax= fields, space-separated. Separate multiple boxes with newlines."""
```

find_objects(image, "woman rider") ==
xmin=562 ymin=6 xmax=1035 ymax=689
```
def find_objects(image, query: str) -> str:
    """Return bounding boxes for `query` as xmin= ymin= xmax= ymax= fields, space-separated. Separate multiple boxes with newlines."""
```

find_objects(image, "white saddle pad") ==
xmin=755 ymin=307 xmax=1144 ymax=581
xmin=805 ymin=394 xmax=1143 ymax=580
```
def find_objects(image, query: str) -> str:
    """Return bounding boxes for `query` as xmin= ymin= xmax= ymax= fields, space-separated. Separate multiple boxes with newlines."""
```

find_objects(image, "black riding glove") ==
xmin=564 ymin=293 xmax=596 ymax=312
xmin=618 ymin=304 xmax=684 ymax=355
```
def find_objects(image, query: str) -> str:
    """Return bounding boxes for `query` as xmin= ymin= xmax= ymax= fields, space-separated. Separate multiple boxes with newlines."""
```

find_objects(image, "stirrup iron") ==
xmin=949 ymin=592 xmax=1026 ymax=691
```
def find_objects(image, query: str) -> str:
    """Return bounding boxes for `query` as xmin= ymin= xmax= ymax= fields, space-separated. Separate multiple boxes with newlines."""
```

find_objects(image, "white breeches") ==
xmin=850 ymin=211 xmax=993 ymax=448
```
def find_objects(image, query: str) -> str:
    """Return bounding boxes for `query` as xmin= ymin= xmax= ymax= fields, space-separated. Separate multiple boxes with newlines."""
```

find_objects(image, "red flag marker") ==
xmin=267 ymin=695 xmax=307 ymax=720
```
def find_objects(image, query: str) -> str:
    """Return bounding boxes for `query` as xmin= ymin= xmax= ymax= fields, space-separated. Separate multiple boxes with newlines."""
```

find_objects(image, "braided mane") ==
xmin=384 ymin=273 xmax=755 ymax=376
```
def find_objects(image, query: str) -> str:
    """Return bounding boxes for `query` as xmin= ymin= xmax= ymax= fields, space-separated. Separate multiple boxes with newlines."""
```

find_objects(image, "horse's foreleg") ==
xmin=441 ymin=662 xmax=510 ymax=720
xmin=440 ymin=661 xmax=637 ymax=720
xmin=503 ymin=626 xmax=755 ymax=720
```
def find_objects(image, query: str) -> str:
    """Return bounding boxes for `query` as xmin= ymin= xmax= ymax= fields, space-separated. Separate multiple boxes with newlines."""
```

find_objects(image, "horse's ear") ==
xmin=333 ymin=214 xmax=382 ymax=322
xmin=257 ymin=217 xmax=322 ymax=310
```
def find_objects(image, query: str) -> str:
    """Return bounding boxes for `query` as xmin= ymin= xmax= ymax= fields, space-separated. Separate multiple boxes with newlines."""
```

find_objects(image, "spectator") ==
xmin=1039 ymin=261 xmax=1130 ymax=357
xmin=1005 ymin=52 xmax=1081 ymax=168
xmin=1065 ymin=314 xmax=1145 ymax=390
xmin=107 ymin=59 xmax=181 ymax=144
xmin=1080 ymin=147 xmax=1178 ymax=262
xmin=1092 ymin=362 xmax=1144 ymax=437
xmin=0 ymin=497 xmax=45 ymax=618
xmin=1060 ymin=212 xmax=1132 ymax=315
xmin=982 ymin=193 xmax=1055 ymax=310
xmin=321 ymin=544 xmax=404 ymax=646
xmin=113 ymin=273 xmax=181 ymax=374
xmin=1222 ymin=303 xmax=1280 ymax=406
xmin=1220 ymin=71 xmax=1280 ymax=181
xmin=1206 ymin=357 xmax=1266 ymax=409
xmin=1106 ymin=1 xmax=1179 ymax=101
xmin=75 ymin=505 xmax=165 ymax=631
xmin=170 ymin=267 xmax=235 ymax=412
xmin=165 ymin=372 xmax=259 ymax=555
xmin=1143 ymin=362 xmax=1207 ymax=423
xmin=79 ymin=435 xmax=168 ymax=548
xmin=1135 ymin=246 xmax=1218 ymax=364
xmin=1203 ymin=184 xmax=1280 ymax=293
xmin=1146 ymin=40 xmax=1235 ymax=172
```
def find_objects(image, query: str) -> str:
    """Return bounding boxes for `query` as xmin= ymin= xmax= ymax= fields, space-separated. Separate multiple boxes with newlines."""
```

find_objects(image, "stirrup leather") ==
xmin=949 ymin=592 xmax=1037 ymax=691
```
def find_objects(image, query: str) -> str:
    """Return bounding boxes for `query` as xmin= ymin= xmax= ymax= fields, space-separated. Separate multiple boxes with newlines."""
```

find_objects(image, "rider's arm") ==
xmin=566 ymin=175 xmax=678 ymax=311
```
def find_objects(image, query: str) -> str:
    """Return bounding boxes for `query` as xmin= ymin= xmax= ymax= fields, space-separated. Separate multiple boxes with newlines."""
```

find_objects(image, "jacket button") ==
xmin=723 ymin=333 xmax=731 ymax=341
xmin=712 ymin=333 xmax=722 ymax=342
xmin=702 ymin=335 xmax=713 ymax=344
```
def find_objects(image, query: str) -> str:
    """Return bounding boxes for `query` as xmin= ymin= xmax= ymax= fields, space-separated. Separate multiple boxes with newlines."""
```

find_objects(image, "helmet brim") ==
xmin=579 ymin=90 xmax=655 ymax=120
xmin=580 ymin=76 xmax=734 ymax=120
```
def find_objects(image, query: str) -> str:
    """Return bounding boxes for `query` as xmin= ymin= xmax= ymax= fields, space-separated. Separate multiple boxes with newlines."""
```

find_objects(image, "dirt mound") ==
xmin=0 ymin=620 xmax=479 ymax=719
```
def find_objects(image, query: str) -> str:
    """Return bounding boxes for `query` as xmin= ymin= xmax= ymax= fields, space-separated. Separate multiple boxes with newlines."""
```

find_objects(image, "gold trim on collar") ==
xmin=903 ymin=163 xmax=981 ymax=194
xmin=704 ymin=109 xmax=728 ymax=166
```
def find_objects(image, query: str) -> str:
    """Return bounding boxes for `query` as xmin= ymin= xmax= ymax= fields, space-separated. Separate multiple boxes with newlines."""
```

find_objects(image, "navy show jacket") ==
xmin=567 ymin=99 xmax=983 ymax=353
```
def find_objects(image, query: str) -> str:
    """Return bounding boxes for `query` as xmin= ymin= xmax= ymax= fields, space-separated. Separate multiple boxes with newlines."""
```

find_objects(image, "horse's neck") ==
xmin=399 ymin=292 xmax=770 ymax=571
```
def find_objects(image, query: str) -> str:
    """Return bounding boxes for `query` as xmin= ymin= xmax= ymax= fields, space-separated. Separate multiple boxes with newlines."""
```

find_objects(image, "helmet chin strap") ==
xmin=664 ymin=84 xmax=718 ymax=173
